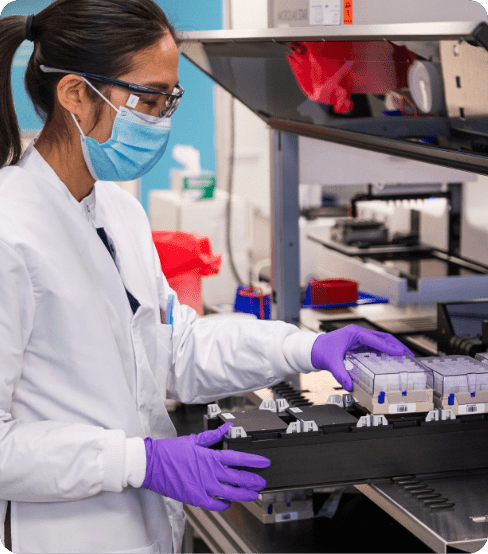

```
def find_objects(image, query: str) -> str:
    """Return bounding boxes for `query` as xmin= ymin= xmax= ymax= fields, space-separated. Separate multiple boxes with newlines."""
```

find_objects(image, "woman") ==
xmin=0 ymin=1 xmax=411 ymax=552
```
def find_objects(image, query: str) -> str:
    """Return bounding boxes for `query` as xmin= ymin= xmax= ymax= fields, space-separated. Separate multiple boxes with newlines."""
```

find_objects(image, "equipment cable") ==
xmin=225 ymin=1 xmax=247 ymax=286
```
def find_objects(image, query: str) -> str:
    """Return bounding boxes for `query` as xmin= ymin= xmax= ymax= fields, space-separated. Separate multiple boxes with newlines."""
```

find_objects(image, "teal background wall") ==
xmin=143 ymin=0 xmax=222 ymax=211
xmin=2 ymin=0 xmax=222 ymax=212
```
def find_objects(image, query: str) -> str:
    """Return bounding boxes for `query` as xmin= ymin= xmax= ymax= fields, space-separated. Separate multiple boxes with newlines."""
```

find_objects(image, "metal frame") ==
xmin=271 ymin=132 xmax=301 ymax=323
xmin=179 ymin=20 xmax=485 ymax=43
xmin=264 ymin=118 xmax=488 ymax=175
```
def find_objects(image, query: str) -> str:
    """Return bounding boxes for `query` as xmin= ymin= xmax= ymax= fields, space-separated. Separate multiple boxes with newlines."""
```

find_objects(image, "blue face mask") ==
xmin=72 ymin=79 xmax=171 ymax=182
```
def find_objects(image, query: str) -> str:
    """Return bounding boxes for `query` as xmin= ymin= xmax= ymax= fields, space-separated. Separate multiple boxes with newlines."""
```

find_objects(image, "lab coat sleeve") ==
xmin=153 ymin=247 xmax=318 ymax=405
xmin=0 ymin=240 xmax=129 ymax=502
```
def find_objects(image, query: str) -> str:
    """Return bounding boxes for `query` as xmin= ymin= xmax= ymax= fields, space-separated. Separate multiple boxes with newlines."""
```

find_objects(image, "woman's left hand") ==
xmin=311 ymin=324 xmax=414 ymax=392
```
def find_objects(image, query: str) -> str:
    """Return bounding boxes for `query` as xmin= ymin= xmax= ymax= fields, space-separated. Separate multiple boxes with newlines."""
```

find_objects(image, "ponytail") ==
xmin=0 ymin=16 xmax=29 ymax=167
xmin=0 ymin=0 xmax=178 ymax=169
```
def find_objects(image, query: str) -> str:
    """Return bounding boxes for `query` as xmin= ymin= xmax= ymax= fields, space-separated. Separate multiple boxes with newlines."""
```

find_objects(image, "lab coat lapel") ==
xmin=96 ymin=201 xmax=146 ymax=318
xmin=96 ymin=189 xmax=177 ymax=438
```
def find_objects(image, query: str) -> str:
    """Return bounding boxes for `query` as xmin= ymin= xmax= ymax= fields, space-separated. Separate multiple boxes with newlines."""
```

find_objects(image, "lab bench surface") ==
xmin=170 ymin=404 xmax=435 ymax=554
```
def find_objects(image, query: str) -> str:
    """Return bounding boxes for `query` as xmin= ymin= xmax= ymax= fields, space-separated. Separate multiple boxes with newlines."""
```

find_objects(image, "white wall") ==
xmin=462 ymin=175 xmax=488 ymax=266
xmin=215 ymin=88 xmax=272 ymax=215
xmin=300 ymin=138 xmax=478 ymax=186
xmin=224 ymin=0 xmax=268 ymax=30
xmin=217 ymin=0 xmax=273 ymax=275
xmin=218 ymin=0 xmax=271 ymax=215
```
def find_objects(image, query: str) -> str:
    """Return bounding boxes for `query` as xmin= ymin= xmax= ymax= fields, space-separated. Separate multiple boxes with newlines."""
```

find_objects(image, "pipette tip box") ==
xmin=345 ymin=350 xmax=434 ymax=415
xmin=418 ymin=355 xmax=488 ymax=415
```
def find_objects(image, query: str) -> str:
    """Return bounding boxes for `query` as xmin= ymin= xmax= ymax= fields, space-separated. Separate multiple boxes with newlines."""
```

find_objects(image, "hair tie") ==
xmin=25 ymin=14 xmax=35 ymax=42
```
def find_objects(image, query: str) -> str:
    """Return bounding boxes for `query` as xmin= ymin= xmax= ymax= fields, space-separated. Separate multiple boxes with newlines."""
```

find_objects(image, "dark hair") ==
xmin=0 ymin=0 xmax=178 ymax=167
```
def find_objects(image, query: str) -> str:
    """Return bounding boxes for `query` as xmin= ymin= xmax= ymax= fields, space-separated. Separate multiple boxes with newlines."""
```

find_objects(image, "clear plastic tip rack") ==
xmin=345 ymin=351 xmax=434 ymax=415
xmin=418 ymin=355 xmax=488 ymax=415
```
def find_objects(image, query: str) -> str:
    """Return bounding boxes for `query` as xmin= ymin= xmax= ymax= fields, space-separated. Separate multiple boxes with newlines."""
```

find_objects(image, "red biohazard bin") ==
xmin=311 ymin=279 xmax=358 ymax=306
xmin=152 ymin=231 xmax=222 ymax=315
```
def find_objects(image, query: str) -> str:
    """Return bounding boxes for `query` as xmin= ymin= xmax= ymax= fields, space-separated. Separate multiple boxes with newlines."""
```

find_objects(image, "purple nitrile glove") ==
xmin=311 ymin=324 xmax=414 ymax=392
xmin=141 ymin=422 xmax=270 ymax=512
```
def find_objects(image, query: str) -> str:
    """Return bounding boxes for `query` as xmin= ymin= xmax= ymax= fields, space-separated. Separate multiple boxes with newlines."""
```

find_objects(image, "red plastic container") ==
xmin=152 ymin=231 xmax=222 ymax=315
xmin=287 ymin=41 xmax=417 ymax=114
xmin=311 ymin=279 xmax=358 ymax=306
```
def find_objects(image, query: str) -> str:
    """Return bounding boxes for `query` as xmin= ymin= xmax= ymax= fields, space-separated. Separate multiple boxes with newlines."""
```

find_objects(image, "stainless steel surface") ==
xmin=271 ymin=132 xmax=301 ymax=323
xmin=184 ymin=503 xmax=253 ymax=553
xmin=185 ymin=471 xmax=488 ymax=553
xmin=357 ymin=471 xmax=488 ymax=553
xmin=179 ymin=21 xmax=482 ymax=43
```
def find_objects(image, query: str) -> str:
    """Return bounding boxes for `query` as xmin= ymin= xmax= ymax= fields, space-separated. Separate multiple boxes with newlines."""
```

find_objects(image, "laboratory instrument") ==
xmin=437 ymin=300 xmax=488 ymax=357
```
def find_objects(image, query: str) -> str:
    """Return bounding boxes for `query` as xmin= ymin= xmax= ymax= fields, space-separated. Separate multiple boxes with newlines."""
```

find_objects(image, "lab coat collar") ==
xmin=17 ymin=141 xmax=96 ymax=218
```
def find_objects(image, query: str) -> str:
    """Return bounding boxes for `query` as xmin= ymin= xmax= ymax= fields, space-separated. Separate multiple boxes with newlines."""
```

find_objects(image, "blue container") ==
xmin=234 ymin=286 xmax=271 ymax=320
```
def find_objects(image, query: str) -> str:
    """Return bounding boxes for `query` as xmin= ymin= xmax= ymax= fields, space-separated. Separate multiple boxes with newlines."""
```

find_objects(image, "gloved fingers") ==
xmin=208 ymin=482 xmax=260 ymax=504
xmin=195 ymin=422 xmax=233 ymax=448
xmin=215 ymin=466 xmax=267 ymax=491
xmin=327 ymin=360 xmax=354 ymax=392
xmin=340 ymin=369 xmax=354 ymax=392
xmin=204 ymin=497 xmax=232 ymax=512
xmin=213 ymin=449 xmax=271 ymax=469
xmin=352 ymin=328 xmax=410 ymax=356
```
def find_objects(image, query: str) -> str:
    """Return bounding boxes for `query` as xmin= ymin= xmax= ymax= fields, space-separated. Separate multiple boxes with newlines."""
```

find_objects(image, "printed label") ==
xmin=289 ymin=407 xmax=303 ymax=413
xmin=277 ymin=9 xmax=308 ymax=24
xmin=309 ymin=0 xmax=342 ymax=26
xmin=275 ymin=512 xmax=299 ymax=523
xmin=127 ymin=94 xmax=140 ymax=109
xmin=389 ymin=403 xmax=416 ymax=414
xmin=458 ymin=403 xmax=485 ymax=415
xmin=343 ymin=0 xmax=353 ymax=24
xmin=221 ymin=413 xmax=235 ymax=419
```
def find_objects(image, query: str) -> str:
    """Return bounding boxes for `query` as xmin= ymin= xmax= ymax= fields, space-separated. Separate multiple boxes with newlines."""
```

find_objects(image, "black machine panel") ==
xmin=438 ymin=299 xmax=488 ymax=356
xmin=206 ymin=406 xmax=488 ymax=491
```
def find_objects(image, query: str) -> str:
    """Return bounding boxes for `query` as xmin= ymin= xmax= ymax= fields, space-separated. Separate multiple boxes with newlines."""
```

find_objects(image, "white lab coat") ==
xmin=0 ymin=144 xmax=317 ymax=554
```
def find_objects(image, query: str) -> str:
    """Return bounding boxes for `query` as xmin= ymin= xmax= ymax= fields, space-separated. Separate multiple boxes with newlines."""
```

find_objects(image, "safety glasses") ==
xmin=40 ymin=65 xmax=184 ymax=118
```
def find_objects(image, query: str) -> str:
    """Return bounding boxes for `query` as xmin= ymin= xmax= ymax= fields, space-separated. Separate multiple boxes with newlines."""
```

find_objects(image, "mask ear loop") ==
xmin=71 ymin=113 xmax=85 ymax=136
xmin=70 ymin=74 xmax=124 ymax=140
xmin=70 ymin=76 xmax=120 ymax=137
xmin=81 ymin=77 xmax=120 ymax=113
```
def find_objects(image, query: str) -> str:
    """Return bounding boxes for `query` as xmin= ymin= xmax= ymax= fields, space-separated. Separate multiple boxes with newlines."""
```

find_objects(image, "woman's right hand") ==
xmin=141 ymin=423 xmax=270 ymax=511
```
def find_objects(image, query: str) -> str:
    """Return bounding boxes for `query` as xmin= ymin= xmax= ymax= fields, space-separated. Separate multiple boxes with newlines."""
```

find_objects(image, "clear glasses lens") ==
xmin=161 ymin=85 xmax=183 ymax=118
xmin=128 ymin=85 xmax=182 ymax=119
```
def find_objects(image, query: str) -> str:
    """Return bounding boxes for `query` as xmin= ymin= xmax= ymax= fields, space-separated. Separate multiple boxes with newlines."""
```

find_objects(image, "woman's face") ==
xmin=83 ymin=33 xmax=180 ymax=143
